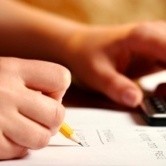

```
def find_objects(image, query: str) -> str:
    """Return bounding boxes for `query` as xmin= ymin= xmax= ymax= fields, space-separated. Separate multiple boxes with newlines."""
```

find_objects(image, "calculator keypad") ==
xmin=148 ymin=96 xmax=166 ymax=113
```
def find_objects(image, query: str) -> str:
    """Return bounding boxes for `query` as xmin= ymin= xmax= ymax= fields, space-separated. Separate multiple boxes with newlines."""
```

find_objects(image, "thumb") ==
xmin=98 ymin=69 xmax=143 ymax=107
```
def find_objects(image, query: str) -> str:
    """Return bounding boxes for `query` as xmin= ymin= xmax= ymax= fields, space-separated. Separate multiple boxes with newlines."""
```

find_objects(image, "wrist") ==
xmin=13 ymin=1 xmax=88 ymax=64
xmin=51 ymin=21 xmax=89 ymax=66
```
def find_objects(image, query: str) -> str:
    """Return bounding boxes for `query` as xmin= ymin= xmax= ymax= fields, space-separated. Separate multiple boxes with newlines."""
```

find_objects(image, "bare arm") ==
xmin=1 ymin=0 xmax=165 ymax=107
xmin=0 ymin=0 xmax=85 ymax=62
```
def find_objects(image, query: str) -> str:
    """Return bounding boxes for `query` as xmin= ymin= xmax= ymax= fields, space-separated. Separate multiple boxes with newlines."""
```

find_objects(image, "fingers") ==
xmin=3 ymin=101 xmax=65 ymax=149
xmin=18 ymin=90 xmax=65 ymax=130
xmin=0 ymin=132 xmax=28 ymax=160
xmin=4 ymin=110 xmax=51 ymax=149
xmin=88 ymin=60 xmax=143 ymax=107
xmin=0 ymin=57 xmax=69 ymax=159
xmin=2 ymin=92 xmax=66 ymax=149
xmin=18 ymin=59 xmax=71 ymax=100
xmin=104 ymin=71 xmax=143 ymax=107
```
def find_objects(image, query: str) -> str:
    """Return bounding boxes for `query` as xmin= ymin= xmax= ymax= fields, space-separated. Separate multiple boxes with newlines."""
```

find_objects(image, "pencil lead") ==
xmin=78 ymin=142 xmax=83 ymax=146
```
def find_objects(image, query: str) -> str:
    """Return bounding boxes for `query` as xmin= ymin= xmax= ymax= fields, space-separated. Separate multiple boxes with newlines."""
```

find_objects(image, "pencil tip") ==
xmin=78 ymin=142 xmax=83 ymax=146
xmin=69 ymin=134 xmax=83 ymax=146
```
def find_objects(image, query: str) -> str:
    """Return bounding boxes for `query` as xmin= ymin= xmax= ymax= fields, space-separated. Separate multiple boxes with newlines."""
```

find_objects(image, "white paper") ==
xmin=1 ymin=107 xmax=166 ymax=166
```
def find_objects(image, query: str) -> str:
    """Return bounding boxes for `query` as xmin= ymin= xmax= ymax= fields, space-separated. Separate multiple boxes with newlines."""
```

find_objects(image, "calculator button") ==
xmin=148 ymin=96 xmax=166 ymax=113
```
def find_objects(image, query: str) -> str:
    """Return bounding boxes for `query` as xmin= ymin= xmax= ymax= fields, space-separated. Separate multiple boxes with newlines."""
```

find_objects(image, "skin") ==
xmin=63 ymin=22 xmax=166 ymax=107
xmin=0 ymin=57 xmax=71 ymax=160
xmin=0 ymin=0 xmax=166 ymax=159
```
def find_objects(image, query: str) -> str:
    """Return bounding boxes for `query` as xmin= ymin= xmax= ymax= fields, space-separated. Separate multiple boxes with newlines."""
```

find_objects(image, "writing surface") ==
xmin=1 ymin=107 xmax=166 ymax=166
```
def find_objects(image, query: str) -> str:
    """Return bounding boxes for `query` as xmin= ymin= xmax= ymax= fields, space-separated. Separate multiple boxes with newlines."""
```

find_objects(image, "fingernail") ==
xmin=122 ymin=88 xmax=140 ymax=107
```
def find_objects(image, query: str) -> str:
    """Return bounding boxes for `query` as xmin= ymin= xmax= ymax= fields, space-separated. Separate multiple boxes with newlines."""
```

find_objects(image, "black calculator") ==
xmin=140 ymin=95 xmax=166 ymax=126
xmin=138 ymin=71 xmax=166 ymax=126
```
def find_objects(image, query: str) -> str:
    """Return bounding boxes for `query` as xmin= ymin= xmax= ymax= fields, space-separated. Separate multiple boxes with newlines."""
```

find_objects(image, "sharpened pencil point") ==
xmin=78 ymin=142 xmax=83 ymax=146
xmin=60 ymin=123 xmax=83 ymax=146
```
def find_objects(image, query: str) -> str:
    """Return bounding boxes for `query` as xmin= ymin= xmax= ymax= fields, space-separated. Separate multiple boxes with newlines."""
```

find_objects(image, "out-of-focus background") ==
xmin=18 ymin=0 xmax=166 ymax=25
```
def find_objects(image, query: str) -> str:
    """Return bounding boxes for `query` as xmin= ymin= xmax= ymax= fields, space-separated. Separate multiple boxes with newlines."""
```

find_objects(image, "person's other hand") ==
xmin=63 ymin=21 xmax=166 ymax=107
xmin=0 ymin=57 xmax=71 ymax=160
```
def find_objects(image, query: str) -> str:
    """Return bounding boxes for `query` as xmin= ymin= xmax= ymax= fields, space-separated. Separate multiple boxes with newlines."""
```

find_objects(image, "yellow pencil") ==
xmin=59 ymin=122 xmax=83 ymax=146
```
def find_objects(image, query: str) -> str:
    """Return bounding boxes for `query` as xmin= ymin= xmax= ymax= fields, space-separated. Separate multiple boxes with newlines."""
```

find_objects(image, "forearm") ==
xmin=0 ymin=0 xmax=86 ymax=63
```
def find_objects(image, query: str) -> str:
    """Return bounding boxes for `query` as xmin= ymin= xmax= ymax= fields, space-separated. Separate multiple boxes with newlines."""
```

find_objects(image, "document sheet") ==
xmin=1 ymin=107 xmax=166 ymax=166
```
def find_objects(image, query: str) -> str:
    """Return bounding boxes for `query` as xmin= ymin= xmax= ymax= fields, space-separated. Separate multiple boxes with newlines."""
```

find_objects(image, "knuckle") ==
xmin=129 ymin=22 xmax=151 ymax=37
xmin=33 ymin=130 xmax=51 ymax=149
xmin=54 ymin=104 xmax=65 ymax=127
xmin=130 ymin=21 xmax=166 ymax=43
xmin=47 ymin=101 xmax=59 ymax=127
xmin=48 ymin=103 xmax=65 ymax=129
xmin=132 ymin=21 xmax=161 ymax=36
xmin=0 ymin=57 xmax=20 ymax=73
xmin=53 ymin=65 xmax=71 ymax=90
xmin=61 ymin=67 xmax=71 ymax=89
